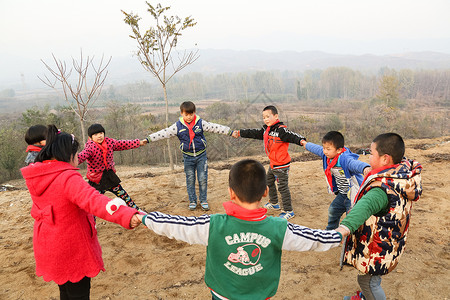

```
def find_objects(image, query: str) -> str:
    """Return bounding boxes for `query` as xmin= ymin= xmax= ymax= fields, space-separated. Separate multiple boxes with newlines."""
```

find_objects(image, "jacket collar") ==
xmin=223 ymin=201 xmax=267 ymax=221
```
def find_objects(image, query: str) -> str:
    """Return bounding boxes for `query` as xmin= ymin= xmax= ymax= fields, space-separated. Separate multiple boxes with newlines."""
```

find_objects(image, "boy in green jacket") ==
xmin=140 ymin=159 xmax=342 ymax=299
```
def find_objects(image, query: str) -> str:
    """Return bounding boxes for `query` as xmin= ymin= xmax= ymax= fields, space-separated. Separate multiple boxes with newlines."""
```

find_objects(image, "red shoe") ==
xmin=343 ymin=291 xmax=364 ymax=300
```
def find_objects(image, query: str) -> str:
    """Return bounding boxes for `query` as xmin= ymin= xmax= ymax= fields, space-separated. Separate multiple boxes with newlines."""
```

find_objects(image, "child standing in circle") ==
xmin=78 ymin=123 xmax=147 ymax=212
xmin=139 ymin=159 xmax=342 ymax=299
xmin=300 ymin=131 xmax=370 ymax=229
xmin=24 ymin=124 xmax=48 ymax=165
xmin=336 ymin=133 xmax=423 ymax=300
xmin=144 ymin=101 xmax=234 ymax=211
xmin=21 ymin=125 xmax=141 ymax=299
xmin=232 ymin=105 xmax=306 ymax=220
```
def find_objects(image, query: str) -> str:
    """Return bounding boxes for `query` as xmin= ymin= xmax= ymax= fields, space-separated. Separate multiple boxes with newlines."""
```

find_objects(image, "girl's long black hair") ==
xmin=35 ymin=125 xmax=79 ymax=163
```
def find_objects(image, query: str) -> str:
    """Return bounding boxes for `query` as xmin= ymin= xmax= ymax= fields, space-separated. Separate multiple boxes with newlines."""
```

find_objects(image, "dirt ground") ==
xmin=1 ymin=136 xmax=449 ymax=299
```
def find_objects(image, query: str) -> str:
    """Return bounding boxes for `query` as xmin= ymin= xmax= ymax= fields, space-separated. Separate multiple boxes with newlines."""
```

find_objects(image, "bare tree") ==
xmin=122 ymin=2 xmax=199 ymax=170
xmin=38 ymin=51 xmax=111 ymax=144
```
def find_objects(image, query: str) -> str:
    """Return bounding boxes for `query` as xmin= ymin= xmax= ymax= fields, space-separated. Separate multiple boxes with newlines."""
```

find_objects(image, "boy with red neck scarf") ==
xmin=300 ymin=131 xmax=370 ymax=230
xmin=78 ymin=123 xmax=148 ymax=212
xmin=140 ymin=159 xmax=342 ymax=300
xmin=232 ymin=105 xmax=306 ymax=220
xmin=336 ymin=133 xmax=422 ymax=300
xmin=24 ymin=124 xmax=48 ymax=165
xmin=144 ymin=101 xmax=234 ymax=211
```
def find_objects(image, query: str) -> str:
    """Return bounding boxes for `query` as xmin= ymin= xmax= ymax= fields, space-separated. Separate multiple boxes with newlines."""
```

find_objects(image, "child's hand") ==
xmin=335 ymin=225 xmax=350 ymax=242
xmin=300 ymin=140 xmax=307 ymax=147
xmin=140 ymin=139 xmax=149 ymax=146
xmin=363 ymin=167 xmax=372 ymax=176
xmin=130 ymin=213 xmax=142 ymax=228
xmin=231 ymin=131 xmax=240 ymax=138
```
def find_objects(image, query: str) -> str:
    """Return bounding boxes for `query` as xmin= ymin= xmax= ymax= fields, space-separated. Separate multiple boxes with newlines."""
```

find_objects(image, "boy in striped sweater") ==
xmin=139 ymin=159 xmax=342 ymax=300
xmin=300 ymin=131 xmax=370 ymax=230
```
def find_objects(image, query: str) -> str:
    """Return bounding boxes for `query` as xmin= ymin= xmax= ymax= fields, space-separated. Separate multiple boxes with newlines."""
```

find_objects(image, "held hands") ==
xmin=130 ymin=213 xmax=142 ymax=228
xmin=335 ymin=225 xmax=350 ymax=242
xmin=299 ymin=140 xmax=307 ymax=147
xmin=140 ymin=139 xmax=149 ymax=146
xmin=231 ymin=130 xmax=240 ymax=138
xmin=363 ymin=167 xmax=372 ymax=176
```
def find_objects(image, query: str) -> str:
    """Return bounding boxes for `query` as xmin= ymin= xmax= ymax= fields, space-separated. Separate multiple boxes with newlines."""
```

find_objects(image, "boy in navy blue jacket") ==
xmin=300 ymin=131 xmax=370 ymax=229
xmin=145 ymin=101 xmax=233 ymax=211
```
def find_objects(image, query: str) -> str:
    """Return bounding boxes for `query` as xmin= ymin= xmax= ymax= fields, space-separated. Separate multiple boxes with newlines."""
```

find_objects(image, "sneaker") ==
xmin=264 ymin=202 xmax=281 ymax=210
xmin=343 ymin=291 xmax=364 ymax=300
xmin=279 ymin=211 xmax=295 ymax=220
xmin=200 ymin=202 xmax=210 ymax=211
xmin=189 ymin=201 xmax=198 ymax=210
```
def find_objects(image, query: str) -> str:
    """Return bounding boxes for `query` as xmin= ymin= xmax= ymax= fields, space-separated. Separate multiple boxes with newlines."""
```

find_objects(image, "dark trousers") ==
xmin=58 ymin=276 xmax=91 ymax=300
xmin=267 ymin=166 xmax=292 ymax=211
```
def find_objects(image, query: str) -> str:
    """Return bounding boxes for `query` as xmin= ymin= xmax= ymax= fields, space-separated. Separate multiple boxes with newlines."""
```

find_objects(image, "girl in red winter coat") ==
xmin=77 ymin=123 xmax=147 ymax=213
xmin=21 ymin=125 xmax=142 ymax=299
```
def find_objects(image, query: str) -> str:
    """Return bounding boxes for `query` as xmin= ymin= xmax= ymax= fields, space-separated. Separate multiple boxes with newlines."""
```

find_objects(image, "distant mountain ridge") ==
xmin=2 ymin=49 xmax=450 ymax=89
xmin=108 ymin=49 xmax=450 ymax=82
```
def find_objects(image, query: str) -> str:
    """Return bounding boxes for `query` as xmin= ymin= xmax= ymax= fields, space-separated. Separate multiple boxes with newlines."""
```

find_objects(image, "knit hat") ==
xmin=88 ymin=123 xmax=105 ymax=137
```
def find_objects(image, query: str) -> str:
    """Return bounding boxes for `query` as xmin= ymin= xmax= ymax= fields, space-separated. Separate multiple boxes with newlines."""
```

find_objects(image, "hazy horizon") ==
xmin=1 ymin=0 xmax=449 ymax=90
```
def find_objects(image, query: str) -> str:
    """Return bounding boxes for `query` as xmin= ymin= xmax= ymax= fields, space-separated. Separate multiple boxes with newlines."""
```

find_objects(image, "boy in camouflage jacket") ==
xmin=336 ymin=133 xmax=422 ymax=300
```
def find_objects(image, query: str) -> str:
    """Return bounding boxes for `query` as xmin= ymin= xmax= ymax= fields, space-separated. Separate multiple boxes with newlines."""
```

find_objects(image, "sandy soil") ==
xmin=1 ymin=137 xmax=449 ymax=299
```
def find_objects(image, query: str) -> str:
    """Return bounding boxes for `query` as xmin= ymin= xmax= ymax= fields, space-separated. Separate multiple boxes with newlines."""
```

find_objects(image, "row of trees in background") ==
xmin=0 ymin=97 xmax=448 ymax=184
xmin=97 ymin=67 xmax=450 ymax=107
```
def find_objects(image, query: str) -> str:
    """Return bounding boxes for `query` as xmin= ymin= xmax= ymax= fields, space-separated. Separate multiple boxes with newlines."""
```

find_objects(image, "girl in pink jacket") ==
xmin=21 ymin=125 xmax=141 ymax=299
xmin=77 ymin=123 xmax=147 ymax=212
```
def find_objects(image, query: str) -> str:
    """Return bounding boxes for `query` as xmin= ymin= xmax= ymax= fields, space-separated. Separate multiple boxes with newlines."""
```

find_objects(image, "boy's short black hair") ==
xmin=25 ymin=124 xmax=48 ymax=145
xmin=322 ymin=131 xmax=345 ymax=149
xmin=263 ymin=105 xmax=278 ymax=115
xmin=229 ymin=159 xmax=267 ymax=203
xmin=88 ymin=124 xmax=105 ymax=138
xmin=373 ymin=133 xmax=405 ymax=164
xmin=180 ymin=101 xmax=196 ymax=114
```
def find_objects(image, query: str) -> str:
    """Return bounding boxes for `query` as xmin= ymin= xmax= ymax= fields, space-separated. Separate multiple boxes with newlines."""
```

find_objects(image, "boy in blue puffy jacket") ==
xmin=300 ymin=131 xmax=370 ymax=229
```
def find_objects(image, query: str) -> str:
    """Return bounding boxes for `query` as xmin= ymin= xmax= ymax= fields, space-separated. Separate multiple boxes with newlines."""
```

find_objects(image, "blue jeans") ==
xmin=183 ymin=151 xmax=208 ymax=204
xmin=326 ymin=192 xmax=351 ymax=230
xmin=357 ymin=274 xmax=386 ymax=300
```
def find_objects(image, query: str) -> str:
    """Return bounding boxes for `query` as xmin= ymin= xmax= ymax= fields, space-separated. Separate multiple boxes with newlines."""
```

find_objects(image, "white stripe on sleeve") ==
xmin=282 ymin=222 xmax=341 ymax=251
xmin=143 ymin=211 xmax=210 ymax=246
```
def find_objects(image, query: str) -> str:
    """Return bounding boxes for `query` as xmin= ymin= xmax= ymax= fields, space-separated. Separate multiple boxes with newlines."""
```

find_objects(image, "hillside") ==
xmin=0 ymin=136 xmax=449 ymax=299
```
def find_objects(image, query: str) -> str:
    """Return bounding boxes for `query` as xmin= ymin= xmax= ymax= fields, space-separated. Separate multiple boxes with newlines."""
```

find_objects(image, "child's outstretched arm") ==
xmin=77 ymin=143 xmax=94 ymax=165
xmin=278 ymin=127 xmax=306 ymax=145
xmin=201 ymin=120 xmax=234 ymax=136
xmin=303 ymin=141 xmax=325 ymax=157
xmin=282 ymin=223 xmax=342 ymax=252
xmin=145 ymin=123 xmax=178 ymax=144
xmin=340 ymin=188 xmax=389 ymax=233
xmin=346 ymin=158 xmax=370 ymax=175
xmin=239 ymin=127 xmax=265 ymax=140
xmin=141 ymin=211 xmax=210 ymax=245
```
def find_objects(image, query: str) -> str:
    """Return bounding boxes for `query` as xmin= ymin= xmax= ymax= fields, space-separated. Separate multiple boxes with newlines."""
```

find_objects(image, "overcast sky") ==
xmin=1 ymin=0 xmax=450 ymax=61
